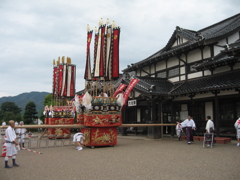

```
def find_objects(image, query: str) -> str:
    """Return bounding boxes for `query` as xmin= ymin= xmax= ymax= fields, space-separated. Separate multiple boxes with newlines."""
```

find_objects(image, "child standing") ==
xmin=176 ymin=121 xmax=182 ymax=141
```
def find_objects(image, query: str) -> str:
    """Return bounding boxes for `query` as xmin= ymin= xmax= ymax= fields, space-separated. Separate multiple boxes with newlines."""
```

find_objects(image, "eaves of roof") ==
xmin=171 ymin=70 xmax=240 ymax=96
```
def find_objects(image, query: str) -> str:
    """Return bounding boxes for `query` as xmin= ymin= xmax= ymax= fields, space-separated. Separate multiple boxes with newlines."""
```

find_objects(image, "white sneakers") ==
xmin=77 ymin=147 xmax=83 ymax=151
xmin=237 ymin=143 xmax=240 ymax=146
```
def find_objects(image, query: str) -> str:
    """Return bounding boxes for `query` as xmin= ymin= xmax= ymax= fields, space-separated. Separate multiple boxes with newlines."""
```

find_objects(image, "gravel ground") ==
xmin=0 ymin=135 xmax=239 ymax=180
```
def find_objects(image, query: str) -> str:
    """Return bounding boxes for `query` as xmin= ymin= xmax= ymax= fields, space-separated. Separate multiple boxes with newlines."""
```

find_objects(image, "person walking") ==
xmin=205 ymin=116 xmax=214 ymax=147
xmin=4 ymin=120 xmax=20 ymax=168
xmin=176 ymin=121 xmax=183 ymax=141
xmin=181 ymin=116 xmax=196 ymax=144
xmin=234 ymin=117 xmax=240 ymax=146
xmin=205 ymin=116 xmax=214 ymax=133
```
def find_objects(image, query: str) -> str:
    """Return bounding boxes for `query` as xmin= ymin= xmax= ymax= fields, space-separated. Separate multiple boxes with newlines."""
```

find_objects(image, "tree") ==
xmin=23 ymin=101 xmax=38 ymax=124
xmin=44 ymin=94 xmax=55 ymax=106
xmin=0 ymin=102 xmax=22 ymax=123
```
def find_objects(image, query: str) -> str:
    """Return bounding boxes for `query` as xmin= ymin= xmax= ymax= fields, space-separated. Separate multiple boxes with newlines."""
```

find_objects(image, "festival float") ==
xmin=75 ymin=18 xmax=123 ymax=148
xmin=44 ymin=56 xmax=76 ymax=139
xmin=43 ymin=18 xmax=139 ymax=147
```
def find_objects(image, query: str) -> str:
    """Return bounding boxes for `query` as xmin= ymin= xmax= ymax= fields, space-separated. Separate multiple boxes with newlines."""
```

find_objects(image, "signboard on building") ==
xmin=128 ymin=100 xmax=137 ymax=106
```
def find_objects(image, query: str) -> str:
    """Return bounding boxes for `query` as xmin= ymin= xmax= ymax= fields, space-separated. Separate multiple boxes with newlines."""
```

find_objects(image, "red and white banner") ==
xmin=52 ymin=66 xmax=58 ymax=97
xmin=112 ymin=27 xmax=120 ymax=79
xmin=99 ymin=25 xmax=106 ymax=77
xmin=94 ymin=27 xmax=102 ymax=77
xmin=57 ymin=64 xmax=63 ymax=97
xmin=84 ymin=31 xmax=93 ymax=80
xmin=105 ymin=25 xmax=112 ymax=79
xmin=123 ymin=79 xmax=139 ymax=105
xmin=61 ymin=64 xmax=67 ymax=97
xmin=113 ymin=84 xmax=127 ymax=97
xmin=92 ymin=32 xmax=98 ymax=78
xmin=69 ymin=65 xmax=76 ymax=97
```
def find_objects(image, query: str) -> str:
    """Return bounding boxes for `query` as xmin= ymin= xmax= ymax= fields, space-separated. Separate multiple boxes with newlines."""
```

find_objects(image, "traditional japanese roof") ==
xmin=123 ymin=13 xmax=240 ymax=72
xmin=170 ymin=70 xmax=240 ymax=96
xmin=122 ymin=76 xmax=173 ymax=96
xmin=193 ymin=39 xmax=240 ymax=71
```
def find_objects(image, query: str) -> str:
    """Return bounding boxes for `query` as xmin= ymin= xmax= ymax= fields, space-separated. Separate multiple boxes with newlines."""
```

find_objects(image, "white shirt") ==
xmin=176 ymin=124 xmax=182 ymax=130
xmin=2 ymin=122 xmax=6 ymax=126
xmin=205 ymin=119 xmax=214 ymax=133
xmin=181 ymin=119 xmax=196 ymax=128
xmin=234 ymin=118 xmax=240 ymax=129
xmin=5 ymin=126 xmax=16 ymax=142
xmin=16 ymin=126 xmax=27 ymax=135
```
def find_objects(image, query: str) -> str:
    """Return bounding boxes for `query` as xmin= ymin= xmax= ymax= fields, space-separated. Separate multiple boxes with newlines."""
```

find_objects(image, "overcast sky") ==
xmin=0 ymin=0 xmax=239 ymax=97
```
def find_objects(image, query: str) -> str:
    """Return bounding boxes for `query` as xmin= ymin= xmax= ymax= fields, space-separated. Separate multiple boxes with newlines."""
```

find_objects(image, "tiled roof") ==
xmin=199 ymin=14 xmax=240 ymax=42
xmin=123 ymin=13 xmax=240 ymax=72
xmin=193 ymin=54 xmax=239 ymax=70
xmin=171 ymin=70 xmax=240 ymax=96
xmin=122 ymin=76 xmax=173 ymax=96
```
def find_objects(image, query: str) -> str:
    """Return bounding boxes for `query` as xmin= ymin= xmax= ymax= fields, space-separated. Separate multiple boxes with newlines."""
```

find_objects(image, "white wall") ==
xmin=136 ymin=69 xmax=141 ymax=76
xmin=213 ymin=66 xmax=231 ymax=74
xmin=180 ymin=66 xmax=185 ymax=75
xmin=205 ymin=102 xmax=213 ymax=119
xmin=188 ymin=71 xmax=203 ymax=79
xmin=156 ymin=61 xmax=166 ymax=71
xmin=168 ymin=76 xmax=179 ymax=82
xmin=151 ymin=64 xmax=155 ymax=74
xmin=214 ymin=39 xmax=226 ymax=55
xmin=187 ymin=49 xmax=202 ymax=63
xmin=228 ymin=31 xmax=239 ymax=44
xmin=180 ymin=75 xmax=186 ymax=81
xmin=167 ymin=57 xmax=179 ymax=68
xmin=204 ymin=70 xmax=211 ymax=76
xmin=203 ymin=46 xmax=211 ymax=59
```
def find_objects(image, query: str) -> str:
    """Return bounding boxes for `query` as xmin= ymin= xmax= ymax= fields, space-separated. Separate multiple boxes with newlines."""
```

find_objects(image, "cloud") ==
xmin=0 ymin=0 xmax=239 ymax=97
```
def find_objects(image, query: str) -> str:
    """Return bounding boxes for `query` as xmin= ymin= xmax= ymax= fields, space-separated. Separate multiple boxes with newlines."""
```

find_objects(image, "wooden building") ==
xmin=119 ymin=13 xmax=240 ymax=137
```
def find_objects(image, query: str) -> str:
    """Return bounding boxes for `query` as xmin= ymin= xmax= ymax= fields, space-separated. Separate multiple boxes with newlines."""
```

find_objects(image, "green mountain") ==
xmin=0 ymin=91 xmax=50 ymax=116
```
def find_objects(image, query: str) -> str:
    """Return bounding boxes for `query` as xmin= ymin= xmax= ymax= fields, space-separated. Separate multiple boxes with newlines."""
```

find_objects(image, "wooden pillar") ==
xmin=214 ymin=93 xmax=220 ymax=136
xmin=147 ymin=99 xmax=151 ymax=122
xmin=152 ymin=98 xmax=157 ymax=122
xmin=170 ymin=102 xmax=175 ymax=137
xmin=159 ymin=100 xmax=163 ymax=138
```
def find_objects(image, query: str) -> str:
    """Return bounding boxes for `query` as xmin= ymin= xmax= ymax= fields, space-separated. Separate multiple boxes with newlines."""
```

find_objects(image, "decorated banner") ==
xmin=61 ymin=64 xmax=67 ymax=97
xmin=84 ymin=30 xmax=93 ymax=80
xmin=52 ymin=64 xmax=58 ymax=97
xmin=69 ymin=65 xmax=76 ymax=97
xmin=113 ymin=83 xmax=127 ymax=97
xmin=112 ymin=27 xmax=120 ymax=79
xmin=105 ymin=25 xmax=112 ymax=78
xmin=92 ymin=32 xmax=98 ymax=79
xmin=57 ymin=64 xmax=63 ymax=97
xmin=123 ymin=78 xmax=139 ymax=105
xmin=94 ymin=27 xmax=102 ymax=77
xmin=99 ymin=25 xmax=106 ymax=77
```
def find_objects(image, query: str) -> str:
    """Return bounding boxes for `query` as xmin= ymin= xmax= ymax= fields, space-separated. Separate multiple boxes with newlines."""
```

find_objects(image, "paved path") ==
xmin=1 ymin=135 xmax=239 ymax=180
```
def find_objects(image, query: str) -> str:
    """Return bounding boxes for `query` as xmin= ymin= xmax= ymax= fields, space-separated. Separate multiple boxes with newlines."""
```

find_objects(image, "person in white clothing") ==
xmin=73 ymin=132 xmax=84 ymax=151
xmin=234 ymin=117 xmax=240 ymax=146
xmin=16 ymin=121 xmax=27 ymax=148
xmin=205 ymin=116 xmax=214 ymax=147
xmin=181 ymin=116 xmax=196 ymax=144
xmin=2 ymin=121 xmax=6 ymax=126
xmin=176 ymin=121 xmax=183 ymax=141
xmin=4 ymin=120 xmax=20 ymax=168
xmin=205 ymin=116 xmax=214 ymax=133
